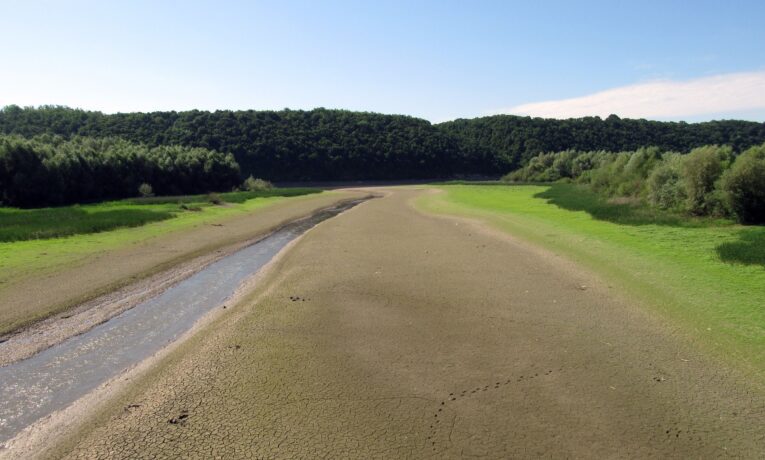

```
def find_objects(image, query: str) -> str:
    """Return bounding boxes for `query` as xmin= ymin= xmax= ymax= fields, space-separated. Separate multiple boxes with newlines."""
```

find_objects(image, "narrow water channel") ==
xmin=0 ymin=199 xmax=365 ymax=444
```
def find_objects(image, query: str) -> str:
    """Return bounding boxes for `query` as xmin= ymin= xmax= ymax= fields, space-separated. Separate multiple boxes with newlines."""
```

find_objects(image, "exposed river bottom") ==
xmin=0 ymin=198 xmax=366 ymax=445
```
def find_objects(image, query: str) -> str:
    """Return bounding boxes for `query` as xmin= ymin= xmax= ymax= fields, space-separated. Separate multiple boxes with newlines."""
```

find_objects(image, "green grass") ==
xmin=125 ymin=188 xmax=319 ymax=205
xmin=0 ymin=189 xmax=327 ymax=289
xmin=0 ymin=188 xmax=320 ymax=242
xmin=417 ymin=183 xmax=765 ymax=379
xmin=0 ymin=205 xmax=176 ymax=242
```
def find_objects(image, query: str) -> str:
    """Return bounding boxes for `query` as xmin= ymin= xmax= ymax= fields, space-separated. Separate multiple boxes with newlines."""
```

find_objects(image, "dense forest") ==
xmin=2 ymin=106 xmax=764 ymax=181
xmin=0 ymin=106 xmax=478 ymax=181
xmin=0 ymin=135 xmax=240 ymax=207
xmin=2 ymin=105 xmax=765 ymax=207
xmin=439 ymin=114 xmax=765 ymax=170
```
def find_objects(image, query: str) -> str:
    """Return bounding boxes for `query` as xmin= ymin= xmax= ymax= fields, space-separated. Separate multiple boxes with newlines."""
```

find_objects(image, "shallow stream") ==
xmin=0 ymin=198 xmax=364 ymax=444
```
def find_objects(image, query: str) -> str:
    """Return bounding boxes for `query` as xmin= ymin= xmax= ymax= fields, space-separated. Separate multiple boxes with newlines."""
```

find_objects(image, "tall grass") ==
xmin=0 ymin=206 xmax=174 ymax=242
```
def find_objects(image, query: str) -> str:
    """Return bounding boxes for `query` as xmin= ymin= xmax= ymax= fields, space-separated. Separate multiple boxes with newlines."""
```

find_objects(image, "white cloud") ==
xmin=497 ymin=70 xmax=765 ymax=120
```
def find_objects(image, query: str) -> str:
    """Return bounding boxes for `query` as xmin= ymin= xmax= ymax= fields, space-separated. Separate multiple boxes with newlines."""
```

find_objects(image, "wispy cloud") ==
xmin=496 ymin=70 xmax=765 ymax=120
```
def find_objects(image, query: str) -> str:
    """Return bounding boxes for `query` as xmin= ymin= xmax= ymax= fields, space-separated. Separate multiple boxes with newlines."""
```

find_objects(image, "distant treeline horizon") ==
xmin=1 ymin=105 xmax=764 ymax=206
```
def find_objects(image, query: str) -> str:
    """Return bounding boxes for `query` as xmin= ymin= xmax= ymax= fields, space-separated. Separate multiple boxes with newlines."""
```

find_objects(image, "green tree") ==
xmin=138 ymin=183 xmax=154 ymax=197
xmin=681 ymin=145 xmax=732 ymax=215
xmin=722 ymin=143 xmax=765 ymax=224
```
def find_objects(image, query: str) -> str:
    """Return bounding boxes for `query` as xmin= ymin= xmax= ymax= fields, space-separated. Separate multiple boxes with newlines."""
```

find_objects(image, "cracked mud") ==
xmin=12 ymin=188 xmax=765 ymax=458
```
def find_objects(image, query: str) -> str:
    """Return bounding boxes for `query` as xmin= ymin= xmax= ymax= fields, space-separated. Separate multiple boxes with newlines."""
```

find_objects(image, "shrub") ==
xmin=207 ymin=192 xmax=223 ymax=205
xmin=138 ymin=183 xmax=154 ymax=197
xmin=647 ymin=154 xmax=686 ymax=210
xmin=721 ymin=143 xmax=765 ymax=224
xmin=681 ymin=145 xmax=732 ymax=215
xmin=624 ymin=146 xmax=662 ymax=179
xmin=589 ymin=153 xmax=630 ymax=196
xmin=243 ymin=175 xmax=273 ymax=191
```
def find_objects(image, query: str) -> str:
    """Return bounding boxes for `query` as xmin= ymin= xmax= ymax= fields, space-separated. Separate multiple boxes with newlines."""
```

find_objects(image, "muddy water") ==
xmin=0 ymin=199 xmax=365 ymax=444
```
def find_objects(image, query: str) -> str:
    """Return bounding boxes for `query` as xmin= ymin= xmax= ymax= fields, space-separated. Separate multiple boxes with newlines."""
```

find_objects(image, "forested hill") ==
xmin=437 ymin=114 xmax=765 ymax=170
xmin=0 ymin=106 xmax=480 ymax=180
xmin=2 ymin=105 xmax=764 ymax=180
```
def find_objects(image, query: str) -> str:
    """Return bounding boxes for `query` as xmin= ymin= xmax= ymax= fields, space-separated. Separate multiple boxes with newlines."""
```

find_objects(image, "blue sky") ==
xmin=1 ymin=0 xmax=764 ymax=122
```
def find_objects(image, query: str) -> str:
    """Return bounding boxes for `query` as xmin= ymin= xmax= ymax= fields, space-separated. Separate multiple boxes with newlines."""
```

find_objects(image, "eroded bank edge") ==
xmin=0 ymin=194 xmax=374 ymax=367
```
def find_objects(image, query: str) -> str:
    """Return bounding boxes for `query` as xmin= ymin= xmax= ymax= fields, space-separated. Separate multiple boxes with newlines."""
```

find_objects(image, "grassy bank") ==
xmin=0 ymin=189 xmax=320 ymax=286
xmin=0 ymin=188 xmax=319 ymax=242
xmin=417 ymin=183 xmax=765 ymax=378
xmin=0 ymin=189 xmax=366 ymax=336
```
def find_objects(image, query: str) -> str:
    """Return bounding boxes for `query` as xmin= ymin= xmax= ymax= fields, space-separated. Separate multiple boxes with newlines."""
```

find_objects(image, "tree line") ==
xmin=507 ymin=143 xmax=765 ymax=224
xmin=0 ymin=106 xmax=478 ymax=181
xmin=439 ymin=114 xmax=765 ymax=170
xmin=0 ymin=135 xmax=240 ymax=207
xmin=1 ymin=106 xmax=764 ymax=209
xmin=3 ymin=106 xmax=763 ymax=182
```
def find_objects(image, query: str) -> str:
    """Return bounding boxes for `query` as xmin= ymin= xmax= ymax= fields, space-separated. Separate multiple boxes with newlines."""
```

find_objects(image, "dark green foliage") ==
xmin=0 ymin=106 xmax=475 ymax=181
xmin=588 ymin=147 xmax=663 ymax=198
xmin=681 ymin=145 xmax=731 ymax=215
xmin=440 ymin=114 xmax=765 ymax=170
xmin=0 ymin=206 xmax=174 ymax=242
xmin=721 ymin=144 xmax=765 ymax=224
xmin=508 ymin=142 xmax=765 ymax=224
xmin=647 ymin=154 xmax=686 ymax=210
xmin=0 ymin=135 xmax=240 ymax=207
xmin=3 ymin=106 xmax=764 ymax=183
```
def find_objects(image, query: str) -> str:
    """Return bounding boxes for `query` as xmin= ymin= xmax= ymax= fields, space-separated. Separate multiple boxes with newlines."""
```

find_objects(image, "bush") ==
xmin=647 ymin=154 xmax=686 ymax=210
xmin=722 ymin=143 xmax=765 ymax=224
xmin=681 ymin=145 xmax=731 ymax=215
xmin=207 ymin=192 xmax=223 ymax=205
xmin=138 ymin=183 xmax=153 ymax=197
xmin=243 ymin=175 xmax=273 ymax=191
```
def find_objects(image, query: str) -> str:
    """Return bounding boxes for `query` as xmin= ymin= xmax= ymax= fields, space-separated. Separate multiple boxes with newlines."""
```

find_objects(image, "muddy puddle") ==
xmin=0 ymin=198 xmax=366 ymax=444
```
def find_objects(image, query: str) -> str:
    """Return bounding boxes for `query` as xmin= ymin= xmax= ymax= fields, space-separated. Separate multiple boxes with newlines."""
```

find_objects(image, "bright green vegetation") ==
xmin=419 ymin=184 xmax=765 ymax=378
xmin=0 ymin=190 xmax=324 ymax=284
xmin=507 ymin=143 xmax=765 ymax=224
xmin=0 ymin=188 xmax=319 ymax=242
xmin=0 ymin=205 xmax=175 ymax=242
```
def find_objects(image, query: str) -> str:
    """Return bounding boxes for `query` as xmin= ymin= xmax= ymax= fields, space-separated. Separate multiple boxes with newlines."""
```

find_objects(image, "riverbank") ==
xmin=0 ymin=193 xmax=369 ymax=366
xmin=29 ymin=187 xmax=764 ymax=458
xmin=0 ymin=190 xmax=365 ymax=338
xmin=416 ymin=184 xmax=765 ymax=381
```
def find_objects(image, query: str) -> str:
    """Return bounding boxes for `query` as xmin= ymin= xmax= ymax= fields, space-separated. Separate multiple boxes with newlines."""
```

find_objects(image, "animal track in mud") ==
xmin=647 ymin=362 xmax=669 ymax=383
xmin=168 ymin=409 xmax=190 ymax=426
xmin=428 ymin=368 xmax=562 ymax=451
xmin=663 ymin=424 xmax=705 ymax=442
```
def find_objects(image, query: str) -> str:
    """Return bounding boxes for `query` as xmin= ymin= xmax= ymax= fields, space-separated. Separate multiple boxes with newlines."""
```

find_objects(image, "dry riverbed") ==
xmin=5 ymin=188 xmax=765 ymax=458
xmin=0 ymin=190 xmax=365 ymax=357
